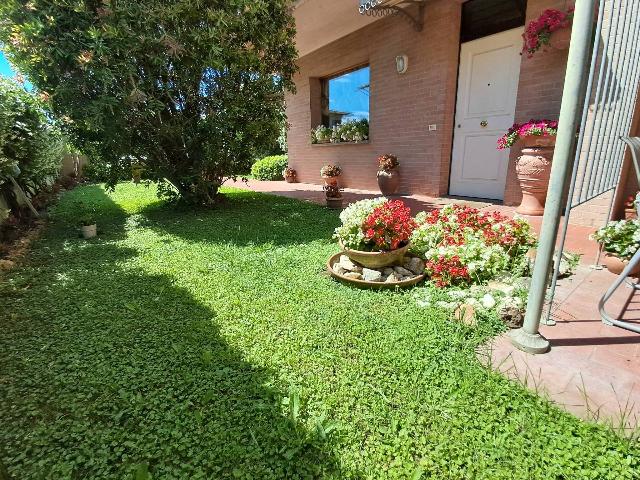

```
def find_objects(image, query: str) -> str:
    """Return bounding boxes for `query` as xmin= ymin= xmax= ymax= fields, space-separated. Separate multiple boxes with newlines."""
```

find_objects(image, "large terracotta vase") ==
xmin=515 ymin=135 xmax=555 ymax=216
xmin=377 ymin=169 xmax=400 ymax=196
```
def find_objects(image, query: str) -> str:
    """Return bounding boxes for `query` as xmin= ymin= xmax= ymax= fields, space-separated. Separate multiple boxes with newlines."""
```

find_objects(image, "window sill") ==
xmin=311 ymin=141 xmax=370 ymax=147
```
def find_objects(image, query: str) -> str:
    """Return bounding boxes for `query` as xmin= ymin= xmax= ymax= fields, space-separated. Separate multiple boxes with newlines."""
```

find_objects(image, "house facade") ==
xmin=286 ymin=0 xmax=633 ymax=227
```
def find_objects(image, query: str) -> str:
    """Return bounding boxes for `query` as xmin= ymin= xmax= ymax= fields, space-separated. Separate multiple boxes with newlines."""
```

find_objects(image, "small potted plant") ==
xmin=592 ymin=219 xmax=640 ymax=275
xmin=283 ymin=166 xmax=296 ymax=183
xmin=311 ymin=125 xmax=331 ymax=144
xmin=498 ymin=119 xmax=558 ymax=216
xmin=624 ymin=193 xmax=639 ymax=220
xmin=75 ymin=201 xmax=97 ymax=239
xmin=321 ymin=164 xmax=342 ymax=186
xmin=333 ymin=198 xmax=416 ymax=268
xmin=324 ymin=184 xmax=344 ymax=209
xmin=377 ymin=154 xmax=400 ymax=196
xmin=522 ymin=7 xmax=574 ymax=57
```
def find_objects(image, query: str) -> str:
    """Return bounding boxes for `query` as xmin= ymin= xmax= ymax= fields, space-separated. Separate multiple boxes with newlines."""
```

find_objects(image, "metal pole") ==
xmin=510 ymin=0 xmax=599 ymax=354
xmin=543 ymin=0 xmax=607 ymax=326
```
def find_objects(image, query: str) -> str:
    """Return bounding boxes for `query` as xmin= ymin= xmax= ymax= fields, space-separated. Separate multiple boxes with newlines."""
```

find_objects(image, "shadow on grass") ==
xmin=0 ymin=187 xmax=342 ymax=479
xmin=138 ymin=188 xmax=340 ymax=247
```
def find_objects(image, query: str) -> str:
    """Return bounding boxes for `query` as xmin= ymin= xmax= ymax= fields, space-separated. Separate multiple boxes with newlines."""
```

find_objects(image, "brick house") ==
xmin=286 ymin=0 xmax=639 ymax=227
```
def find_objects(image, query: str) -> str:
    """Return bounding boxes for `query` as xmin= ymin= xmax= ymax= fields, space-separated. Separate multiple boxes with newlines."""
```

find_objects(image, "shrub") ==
xmin=320 ymin=165 xmax=342 ymax=177
xmin=0 ymin=78 xmax=65 ymax=216
xmin=250 ymin=155 xmax=288 ymax=181
xmin=0 ymin=0 xmax=297 ymax=205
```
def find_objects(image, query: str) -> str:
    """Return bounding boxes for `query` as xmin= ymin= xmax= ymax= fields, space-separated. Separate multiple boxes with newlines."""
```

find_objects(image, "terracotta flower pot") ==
xmin=377 ymin=169 xmax=400 ymax=196
xmin=339 ymin=241 xmax=410 ymax=269
xmin=602 ymin=251 xmax=640 ymax=276
xmin=322 ymin=174 xmax=340 ymax=187
xmin=624 ymin=208 xmax=637 ymax=220
xmin=284 ymin=174 xmax=296 ymax=184
xmin=515 ymin=135 xmax=556 ymax=216
xmin=549 ymin=28 xmax=571 ymax=50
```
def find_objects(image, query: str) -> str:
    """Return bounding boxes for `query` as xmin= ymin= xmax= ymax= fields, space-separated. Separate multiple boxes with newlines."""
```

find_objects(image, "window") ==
xmin=321 ymin=66 xmax=370 ymax=128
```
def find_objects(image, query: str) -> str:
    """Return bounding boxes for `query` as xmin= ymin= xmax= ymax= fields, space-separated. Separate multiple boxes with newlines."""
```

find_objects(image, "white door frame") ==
xmin=449 ymin=27 xmax=524 ymax=200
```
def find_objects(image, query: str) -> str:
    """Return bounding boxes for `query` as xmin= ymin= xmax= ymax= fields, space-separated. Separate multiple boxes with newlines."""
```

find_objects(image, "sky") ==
xmin=0 ymin=50 xmax=33 ymax=89
xmin=329 ymin=66 xmax=370 ymax=122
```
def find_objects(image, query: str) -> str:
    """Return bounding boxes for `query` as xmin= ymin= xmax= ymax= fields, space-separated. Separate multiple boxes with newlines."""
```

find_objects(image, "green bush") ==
xmin=1 ymin=0 xmax=297 ymax=205
xmin=0 ymin=78 xmax=65 ymax=215
xmin=251 ymin=155 xmax=288 ymax=181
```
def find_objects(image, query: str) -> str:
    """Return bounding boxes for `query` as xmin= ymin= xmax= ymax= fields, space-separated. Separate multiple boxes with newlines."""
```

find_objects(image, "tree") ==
xmin=0 ymin=0 xmax=297 ymax=205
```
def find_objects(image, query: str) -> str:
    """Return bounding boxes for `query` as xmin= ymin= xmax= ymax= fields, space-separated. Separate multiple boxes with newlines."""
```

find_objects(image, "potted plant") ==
xmin=498 ymin=119 xmax=558 ymax=216
xmin=522 ymin=7 xmax=574 ymax=57
xmin=624 ymin=192 xmax=640 ymax=220
xmin=592 ymin=219 xmax=640 ymax=275
xmin=324 ymin=184 xmax=344 ymax=209
xmin=283 ymin=166 xmax=296 ymax=183
xmin=75 ymin=201 xmax=97 ymax=239
xmin=333 ymin=198 xmax=416 ymax=268
xmin=377 ymin=154 xmax=400 ymax=196
xmin=321 ymin=164 xmax=342 ymax=186
xmin=311 ymin=125 xmax=331 ymax=144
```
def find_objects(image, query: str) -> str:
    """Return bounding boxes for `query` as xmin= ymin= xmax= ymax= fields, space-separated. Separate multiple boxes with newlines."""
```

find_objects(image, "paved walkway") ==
xmin=233 ymin=180 xmax=639 ymax=433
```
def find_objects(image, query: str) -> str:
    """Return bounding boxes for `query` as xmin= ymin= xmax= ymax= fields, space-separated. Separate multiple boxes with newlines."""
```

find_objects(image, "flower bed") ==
xmin=410 ymin=205 xmax=536 ymax=287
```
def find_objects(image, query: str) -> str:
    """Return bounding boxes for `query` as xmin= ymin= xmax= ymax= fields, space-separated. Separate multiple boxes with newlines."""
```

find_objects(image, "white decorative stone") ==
xmin=339 ymin=255 xmax=362 ymax=273
xmin=487 ymin=281 xmax=515 ymax=295
xmin=385 ymin=272 xmax=401 ymax=283
xmin=362 ymin=268 xmax=383 ymax=282
xmin=481 ymin=294 xmax=496 ymax=309
xmin=343 ymin=272 xmax=363 ymax=280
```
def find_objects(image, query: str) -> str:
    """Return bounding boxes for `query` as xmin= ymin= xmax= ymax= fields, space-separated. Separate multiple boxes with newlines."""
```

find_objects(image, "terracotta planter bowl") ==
xmin=327 ymin=252 xmax=425 ymax=289
xmin=377 ymin=169 xmax=400 ymax=196
xmin=339 ymin=241 xmax=410 ymax=269
xmin=602 ymin=252 xmax=640 ymax=277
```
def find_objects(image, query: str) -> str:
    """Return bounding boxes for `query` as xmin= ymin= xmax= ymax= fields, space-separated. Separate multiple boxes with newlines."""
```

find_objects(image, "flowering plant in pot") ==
xmin=377 ymin=154 xmax=400 ymax=196
xmin=320 ymin=164 xmax=342 ymax=186
xmin=333 ymin=198 xmax=416 ymax=268
xmin=311 ymin=125 xmax=331 ymax=144
xmin=522 ymin=7 xmax=574 ymax=57
xmin=410 ymin=205 xmax=536 ymax=287
xmin=498 ymin=119 xmax=558 ymax=216
xmin=623 ymin=193 xmax=639 ymax=220
xmin=591 ymin=219 xmax=640 ymax=275
xmin=75 ymin=201 xmax=97 ymax=239
xmin=283 ymin=166 xmax=296 ymax=183
xmin=324 ymin=184 xmax=344 ymax=209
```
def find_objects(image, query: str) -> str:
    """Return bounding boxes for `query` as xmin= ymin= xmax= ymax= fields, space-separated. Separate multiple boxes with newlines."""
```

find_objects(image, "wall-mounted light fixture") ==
xmin=396 ymin=55 xmax=408 ymax=74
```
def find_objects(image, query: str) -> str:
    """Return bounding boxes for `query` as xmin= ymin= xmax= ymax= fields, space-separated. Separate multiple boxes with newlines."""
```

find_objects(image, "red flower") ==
xmin=363 ymin=200 xmax=417 ymax=251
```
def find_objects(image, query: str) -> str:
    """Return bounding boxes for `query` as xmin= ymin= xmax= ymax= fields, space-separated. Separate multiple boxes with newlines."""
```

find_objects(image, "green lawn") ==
xmin=1 ymin=183 xmax=637 ymax=479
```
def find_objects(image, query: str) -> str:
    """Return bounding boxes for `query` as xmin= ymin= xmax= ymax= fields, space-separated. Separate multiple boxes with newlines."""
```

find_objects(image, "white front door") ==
xmin=449 ymin=28 xmax=523 ymax=200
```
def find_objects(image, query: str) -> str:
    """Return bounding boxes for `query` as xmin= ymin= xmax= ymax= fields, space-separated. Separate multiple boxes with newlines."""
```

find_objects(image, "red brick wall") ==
xmin=286 ymin=0 xmax=461 ymax=196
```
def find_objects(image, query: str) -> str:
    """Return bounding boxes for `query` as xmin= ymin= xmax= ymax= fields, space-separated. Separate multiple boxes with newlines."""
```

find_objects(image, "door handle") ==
xmin=480 ymin=120 xmax=488 ymax=128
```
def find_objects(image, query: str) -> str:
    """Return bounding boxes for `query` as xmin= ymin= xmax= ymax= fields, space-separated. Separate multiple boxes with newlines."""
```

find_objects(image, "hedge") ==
xmin=250 ymin=155 xmax=288 ymax=181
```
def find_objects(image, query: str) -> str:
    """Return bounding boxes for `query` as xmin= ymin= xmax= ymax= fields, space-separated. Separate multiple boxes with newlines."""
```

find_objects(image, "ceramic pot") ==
xmin=549 ymin=28 xmax=571 ymax=50
xmin=515 ymin=136 xmax=556 ymax=216
xmin=326 ymin=197 xmax=343 ymax=209
xmin=81 ymin=224 xmax=97 ymax=239
xmin=602 ymin=251 xmax=640 ymax=276
xmin=322 ymin=174 xmax=340 ymax=187
xmin=377 ymin=169 xmax=400 ymax=196
xmin=339 ymin=241 xmax=410 ymax=269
